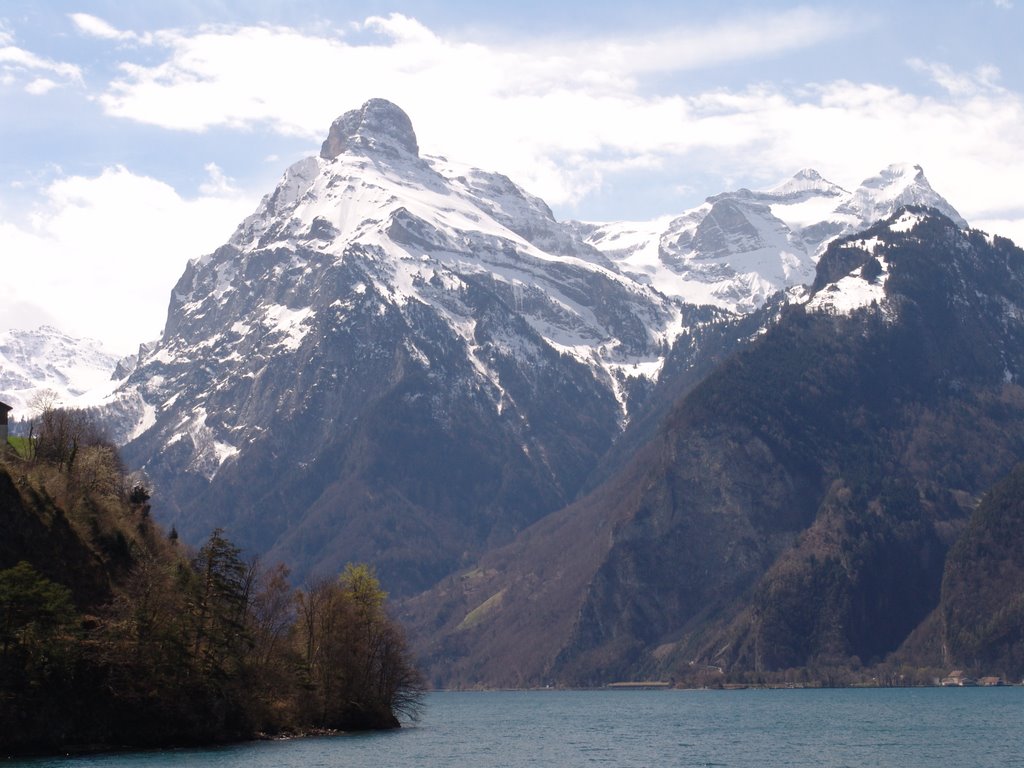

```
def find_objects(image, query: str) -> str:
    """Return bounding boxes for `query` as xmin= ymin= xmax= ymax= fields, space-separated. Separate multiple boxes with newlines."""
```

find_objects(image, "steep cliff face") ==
xmin=117 ymin=100 xmax=679 ymax=594
xmin=403 ymin=212 xmax=1024 ymax=686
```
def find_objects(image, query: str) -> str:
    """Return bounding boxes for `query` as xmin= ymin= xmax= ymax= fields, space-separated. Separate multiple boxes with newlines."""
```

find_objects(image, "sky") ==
xmin=1 ymin=0 xmax=1022 ymax=354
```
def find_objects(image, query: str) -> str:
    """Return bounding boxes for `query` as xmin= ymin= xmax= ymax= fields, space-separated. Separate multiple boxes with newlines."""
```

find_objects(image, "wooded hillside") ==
xmin=0 ymin=410 xmax=422 ymax=756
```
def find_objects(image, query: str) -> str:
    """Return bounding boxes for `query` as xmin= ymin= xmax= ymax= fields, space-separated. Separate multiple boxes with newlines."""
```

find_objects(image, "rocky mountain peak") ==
xmin=838 ymin=163 xmax=967 ymax=229
xmin=767 ymin=168 xmax=848 ymax=198
xmin=319 ymin=98 xmax=419 ymax=160
xmin=869 ymin=162 xmax=926 ymax=187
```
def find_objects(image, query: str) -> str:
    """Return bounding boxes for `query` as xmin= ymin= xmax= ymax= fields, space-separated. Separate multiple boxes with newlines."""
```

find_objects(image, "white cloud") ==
xmin=198 ymin=162 xmax=235 ymax=196
xmin=994 ymin=0 xmax=1013 ymax=8
xmin=0 ymin=167 xmax=256 ymax=353
xmin=95 ymin=11 xmax=847 ymax=134
xmin=361 ymin=8 xmax=847 ymax=81
xmin=0 ymin=44 xmax=82 ymax=86
xmin=69 ymin=12 xmax=153 ymax=45
xmin=91 ymin=12 xmax=852 ymax=204
xmin=100 ymin=25 xmax=351 ymax=135
xmin=907 ymin=58 xmax=1002 ymax=96
xmin=70 ymin=12 xmax=132 ymax=40
xmin=16 ymin=15 xmax=1024 ymax=235
xmin=974 ymin=216 xmax=1024 ymax=244
xmin=24 ymin=77 xmax=58 ymax=95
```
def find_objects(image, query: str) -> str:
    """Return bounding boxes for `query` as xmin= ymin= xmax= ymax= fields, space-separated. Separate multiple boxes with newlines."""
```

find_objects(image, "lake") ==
xmin=10 ymin=688 xmax=1023 ymax=767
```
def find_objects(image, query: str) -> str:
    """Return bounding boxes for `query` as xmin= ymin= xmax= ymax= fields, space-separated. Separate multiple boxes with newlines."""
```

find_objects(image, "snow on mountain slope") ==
xmin=0 ymin=326 xmax=121 ymax=415
xmin=115 ymin=103 xmax=969 ymax=486
xmin=159 ymin=99 xmax=680 ymax=432
xmin=576 ymin=163 xmax=965 ymax=315
xmin=113 ymin=100 xmax=689 ymax=589
xmin=805 ymin=207 xmax=960 ymax=319
xmin=834 ymin=163 xmax=967 ymax=230
xmin=805 ymin=240 xmax=891 ymax=317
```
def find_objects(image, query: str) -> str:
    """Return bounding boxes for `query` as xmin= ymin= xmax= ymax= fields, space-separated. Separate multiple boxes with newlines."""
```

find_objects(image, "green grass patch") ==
xmin=8 ymin=436 xmax=34 ymax=459
xmin=457 ymin=588 xmax=506 ymax=631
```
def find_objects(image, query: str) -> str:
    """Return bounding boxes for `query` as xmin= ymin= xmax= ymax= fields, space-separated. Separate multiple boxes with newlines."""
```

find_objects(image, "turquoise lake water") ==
xmin=9 ymin=687 xmax=1023 ymax=767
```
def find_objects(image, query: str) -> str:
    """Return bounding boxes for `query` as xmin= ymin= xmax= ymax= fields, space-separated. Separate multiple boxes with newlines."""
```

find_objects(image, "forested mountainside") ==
xmin=402 ymin=211 xmax=1024 ymax=687
xmin=0 ymin=418 xmax=421 ymax=757
xmin=931 ymin=463 xmax=1024 ymax=676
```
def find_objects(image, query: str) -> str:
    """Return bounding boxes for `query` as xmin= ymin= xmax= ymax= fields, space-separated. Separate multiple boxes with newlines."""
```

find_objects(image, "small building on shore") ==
xmin=0 ymin=401 xmax=11 ymax=449
xmin=978 ymin=676 xmax=1005 ymax=687
xmin=940 ymin=670 xmax=978 ymax=687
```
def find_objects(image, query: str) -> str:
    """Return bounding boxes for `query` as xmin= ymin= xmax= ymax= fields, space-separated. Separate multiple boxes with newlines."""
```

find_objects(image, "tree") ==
xmin=0 ymin=510 xmax=424 ymax=752
xmin=245 ymin=561 xmax=299 ymax=730
xmin=294 ymin=575 xmax=350 ymax=726
xmin=27 ymin=389 xmax=60 ymax=416
xmin=0 ymin=562 xmax=81 ymax=750
xmin=94 ymin=549 xmax=194 ymax=719
xmin=294 ymin=564 xmax=423 ymax=729
xmin=70 ymin=442 xmax=125 ymax=498
xmin=25 ymin=388 xmax=60 ymax=457
xmin=33 ymin=406 xmax=109 ymax=473
xmin=189 ymin=529 xmax=255 ymax=681
xmin=339 ymin=562 xmax=388 ymax=612
xmin=0 ymin=561 xmax=79 ymax=701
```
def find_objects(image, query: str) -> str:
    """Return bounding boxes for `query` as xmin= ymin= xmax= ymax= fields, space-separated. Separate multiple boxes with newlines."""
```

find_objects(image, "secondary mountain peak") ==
xmin=766 ymin=168 xmax=848 ymax=199
xmin=838 ymin=162 xmax=967 ymax=229
xmin=0 ymin=325 xmax=122 ymax=413
xmin=320 ymin=98 xmax=420 ymax=160
xmin=876 ymin=161 xmax=925 ymax=183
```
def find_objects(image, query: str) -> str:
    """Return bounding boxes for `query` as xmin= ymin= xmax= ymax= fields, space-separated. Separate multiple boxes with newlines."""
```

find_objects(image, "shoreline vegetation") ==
xmin=0 ymin=407 xmax=424 ymax=758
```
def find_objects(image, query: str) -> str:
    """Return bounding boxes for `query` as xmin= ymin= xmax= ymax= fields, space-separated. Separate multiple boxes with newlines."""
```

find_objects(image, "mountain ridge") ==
xmin=575 ymin=162 xmax=964 ymax=317
xmin=401 ymin=208 xmax=1024 ymax=686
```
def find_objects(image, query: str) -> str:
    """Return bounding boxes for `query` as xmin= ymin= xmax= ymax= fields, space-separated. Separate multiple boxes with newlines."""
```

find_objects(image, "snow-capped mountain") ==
xmin=111 ymin=98 xmax=969 ymax=594
xmin=116 ymin=99 xmax=686 ymax=592
xmin=575 ymin=163 xmax=964 ymax=315
xmin=0 ymin=326 xmax=121 ymax=416
xmin=165 ymin=99 xmax=679 ymax=422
